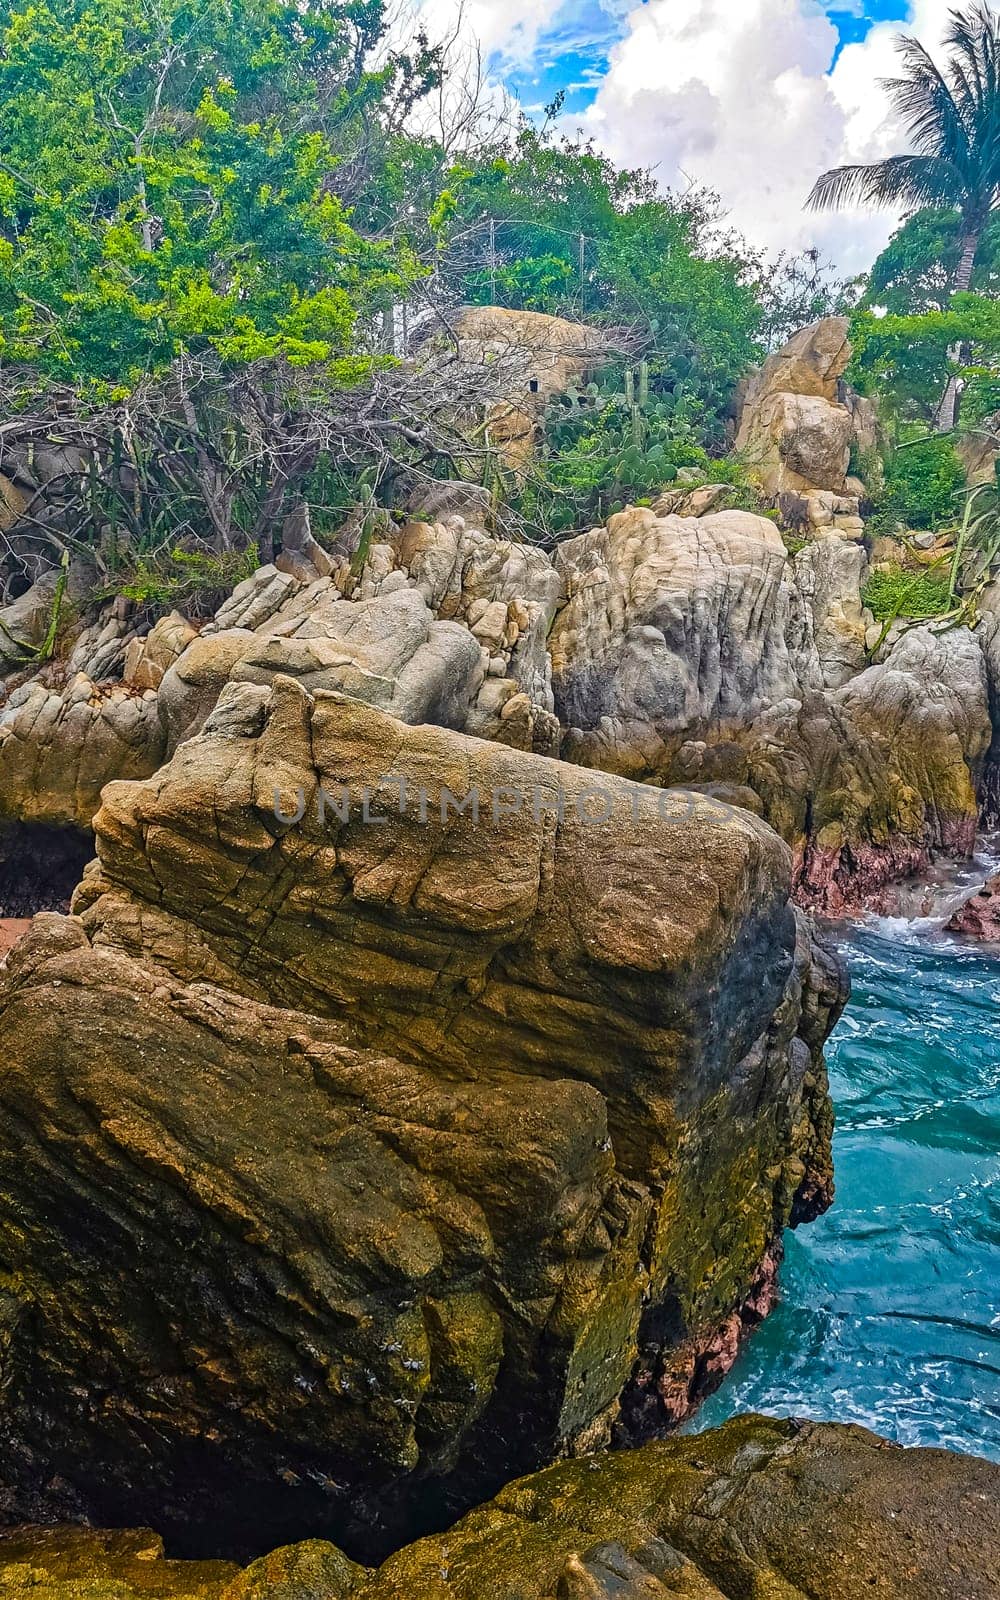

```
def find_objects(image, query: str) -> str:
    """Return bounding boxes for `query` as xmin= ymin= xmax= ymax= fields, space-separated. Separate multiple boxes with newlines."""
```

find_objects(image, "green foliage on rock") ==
xmin=102 ymin=543 xmax=260 ymax=614
xmin=883 ymin=436 xmax=967 ymax=529
xmin=862 ymin=565 xmax=952 ymax=621
xmin=517 ymin=383 xmax=703 ymax=534
xmin=512 ymin=376 xmax=765 ymax=537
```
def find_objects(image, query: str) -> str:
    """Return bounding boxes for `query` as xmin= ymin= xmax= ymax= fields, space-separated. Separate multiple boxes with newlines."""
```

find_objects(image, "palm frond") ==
xmin=806 ymin=154 xmax=959 ymax=214
xmin=945 ymin=2 xmax=1000 ymax=96
xmin=808 ymin=4 xmax=1000 ymax=221
xmin=885 ymin=38 xmax=972 ymax=160
xmin=945 ymin=5 xmax=1000 ymax=202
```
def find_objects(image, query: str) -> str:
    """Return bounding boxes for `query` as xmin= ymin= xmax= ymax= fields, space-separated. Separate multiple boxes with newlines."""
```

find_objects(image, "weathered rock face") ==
xmin=551 ymin=506 xmax=816 ymax=775
xmin=736 ymin=318 xmax=854 ymax=497
xmin=748 ymin=625 xmax=989 ymax=913
xmin=739 ymin=389 xmax=854 ymax=496
xmin=3 ymin=1416 xmax=998 ymax=1598
xmin=445 ymin=306 xmax=615 ymax=470
xmin=0 ymin=681 xmax=843 ymax=1558
xmin=0 ymin=492 xmax=989 ymax=912
xmin=0 ymin=1527 xmax=240 ymax=1599
xmin=735 ymin=317 xmax=881 ymax=509
xmin=0 ymin=517 xmax=568 ymax=833
xmin=740 ymin=317 xmax=852 ymax=408
xmin=550 ymin=508 xmax=991 ymax=910
xmin=362 ymin=1414 xmax=1000 ymax=1600
xmin=946 ymin=871 xmax=1000 ymax=938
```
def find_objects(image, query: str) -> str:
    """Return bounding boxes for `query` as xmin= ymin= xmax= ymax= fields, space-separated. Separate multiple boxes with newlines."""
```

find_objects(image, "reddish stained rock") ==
xmin=613 ymin=1239 xmax=784 ymax=1443
xmin=946 ymin=872 xmax=1000 ymax=940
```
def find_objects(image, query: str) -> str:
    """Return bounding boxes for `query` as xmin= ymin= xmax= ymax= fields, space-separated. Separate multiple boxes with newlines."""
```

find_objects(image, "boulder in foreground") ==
xmin=0 ymin=683 xmax=844 ymax=1557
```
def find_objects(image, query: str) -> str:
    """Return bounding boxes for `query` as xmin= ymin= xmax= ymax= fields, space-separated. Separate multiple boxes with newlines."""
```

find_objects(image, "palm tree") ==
xmin=807 ymin=1 xmax=1000 ymax=431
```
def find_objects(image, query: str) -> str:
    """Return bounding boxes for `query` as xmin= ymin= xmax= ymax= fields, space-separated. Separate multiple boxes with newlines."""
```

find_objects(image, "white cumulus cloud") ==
xmin=402 ymin=0 xmax=990 ymax=273
xmin=577 ymin=0 xmax=974 ymax=272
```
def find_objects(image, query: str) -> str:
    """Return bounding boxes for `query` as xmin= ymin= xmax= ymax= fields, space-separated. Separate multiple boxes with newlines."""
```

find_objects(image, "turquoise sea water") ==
xmin=696 ymin=865 xmax=1000 ymax=1461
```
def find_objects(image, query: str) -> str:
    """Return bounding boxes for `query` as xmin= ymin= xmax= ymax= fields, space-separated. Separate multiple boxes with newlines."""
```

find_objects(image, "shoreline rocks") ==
xmin=0 ymin=684 xmax=845 ymax=1559
xmin=946 ymin=871 xmax=1000 ymax=939
xmin=1 ymin=1415 xmax=997 ymax=1597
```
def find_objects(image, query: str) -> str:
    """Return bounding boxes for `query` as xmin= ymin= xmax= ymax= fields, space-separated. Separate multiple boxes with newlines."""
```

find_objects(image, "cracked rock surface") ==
xmin=0 ymin=1415 xmax=996 ymax=1598
xmin=0 ymin=682 xmax=843 ymax=1559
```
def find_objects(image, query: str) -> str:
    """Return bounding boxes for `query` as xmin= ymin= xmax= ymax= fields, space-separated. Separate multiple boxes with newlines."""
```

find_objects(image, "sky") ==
xmin=412 ymin=1 xmax=986 ymax=273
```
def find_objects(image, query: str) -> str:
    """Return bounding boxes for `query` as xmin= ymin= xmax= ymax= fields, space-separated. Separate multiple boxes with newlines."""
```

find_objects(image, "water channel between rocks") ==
xmin=696 ymin=842 xmax=1000 ymax=1461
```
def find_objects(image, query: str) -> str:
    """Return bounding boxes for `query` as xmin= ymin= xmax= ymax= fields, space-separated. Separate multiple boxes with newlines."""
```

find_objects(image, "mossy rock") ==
xmin=0 ymin=1527 xmax=238 ymax=1599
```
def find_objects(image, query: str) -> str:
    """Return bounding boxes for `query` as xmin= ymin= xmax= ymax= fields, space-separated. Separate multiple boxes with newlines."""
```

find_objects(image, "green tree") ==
xmin=807 ymin=1 xmax=1000 ymax=429
xmin=440 ymin=123 xmax=766 ymax=433
xmin=851 ymin=292 xmax=1000 ymax=430
xmin=865 ymin=207 xmax=1000 ymax=315
xmin=0 ymin=0 xmax=428 ymax=386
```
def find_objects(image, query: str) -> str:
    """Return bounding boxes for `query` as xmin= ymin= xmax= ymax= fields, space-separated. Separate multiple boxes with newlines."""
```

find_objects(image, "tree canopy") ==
xmin=0 ymin=0 xmax=432 ymax=386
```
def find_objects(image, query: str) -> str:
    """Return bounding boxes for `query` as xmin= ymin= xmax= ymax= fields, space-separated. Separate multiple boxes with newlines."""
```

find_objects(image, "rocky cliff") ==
xmin=1 ymin=1416 xmax=997 ymax=1598
xmin=0 ymin=491 xmax=991 ymax=912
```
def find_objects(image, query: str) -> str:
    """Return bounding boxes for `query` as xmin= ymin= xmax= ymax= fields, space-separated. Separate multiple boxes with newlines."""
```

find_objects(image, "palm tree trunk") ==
xmin=935 ymin=226 xmax=982 ymax=432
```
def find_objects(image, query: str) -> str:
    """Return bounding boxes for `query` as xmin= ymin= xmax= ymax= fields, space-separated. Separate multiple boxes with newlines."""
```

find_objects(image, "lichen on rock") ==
xmin=2 ymin=1416 xmax=997 ymax=1598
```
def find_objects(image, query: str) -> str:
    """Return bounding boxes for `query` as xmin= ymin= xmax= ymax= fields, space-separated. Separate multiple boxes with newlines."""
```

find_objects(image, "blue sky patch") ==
xmin=498 ymin=0 xmax=914 ymax=116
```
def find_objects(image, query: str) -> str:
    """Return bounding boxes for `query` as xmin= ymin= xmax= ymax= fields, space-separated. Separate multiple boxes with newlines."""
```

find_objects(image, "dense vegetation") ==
xmin=0 ymin=0 xmax=853 ymax=594
xmin=0 ymin=0 xmax=993 ymax=609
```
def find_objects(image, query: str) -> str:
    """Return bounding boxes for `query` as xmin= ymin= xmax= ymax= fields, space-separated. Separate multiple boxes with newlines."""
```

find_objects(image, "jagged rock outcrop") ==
xmin=0 ymin=496 xmax=987 ymax=912
xmin=2 ymin=1416 xmax=997 ymax=1597
xmin=550 ymin=506 xmax=817 ymax=776
xmin=0 ymin=535 xmax=560 ymax=834
xmin=735 ymin=318 xmax=878 ymax=528
xmin=0 ymin=681 xmax=844 ymax=1557
xmin=946 ymin=871 xmax=1000 ymax=938
xmin=753 ymin=625 xmax=990 ymax=911
xmin=736 ymin=318 xmax=854 ymax=497
xmin=549 ymin=506 xmax=990 ymax=909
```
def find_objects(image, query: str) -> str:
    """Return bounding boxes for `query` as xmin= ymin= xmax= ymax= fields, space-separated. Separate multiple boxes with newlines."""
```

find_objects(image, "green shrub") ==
xmin=519 ymin=384 xmax=713 ymax=536
xmin=861 ymin=565 xmax=951 ymax=621
xmin=100 ymin=545 xmax=260 ymax=618
xmin=884 ymin=437 xmax=965 ymax=529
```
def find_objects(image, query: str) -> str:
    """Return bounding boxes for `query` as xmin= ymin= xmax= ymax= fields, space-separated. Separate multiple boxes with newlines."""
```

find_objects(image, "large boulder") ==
xmin=739 ymin=316 xmax=852 ymax=409
xmin=0 ymin=673 xmax=165 ymax=829
xmin=0 ymin=682 xmax=844 ymax=1557
xmin=735 ymin=317 xmax=880 ymax=502
xmin=444 ymin=307 xmax=615 ymax=471
xmin=792 ymin=535 xmax=870 ymax=688
xmin=738 ymin=390 xmax=854 ymax=496
xmin=2 ymin=1417 xmax=997 ymax=1597
xmin=362 ymin=1414 xmax=1000 ymax=1599
xmin=550 ymin=506 xmax=816 ymax=779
